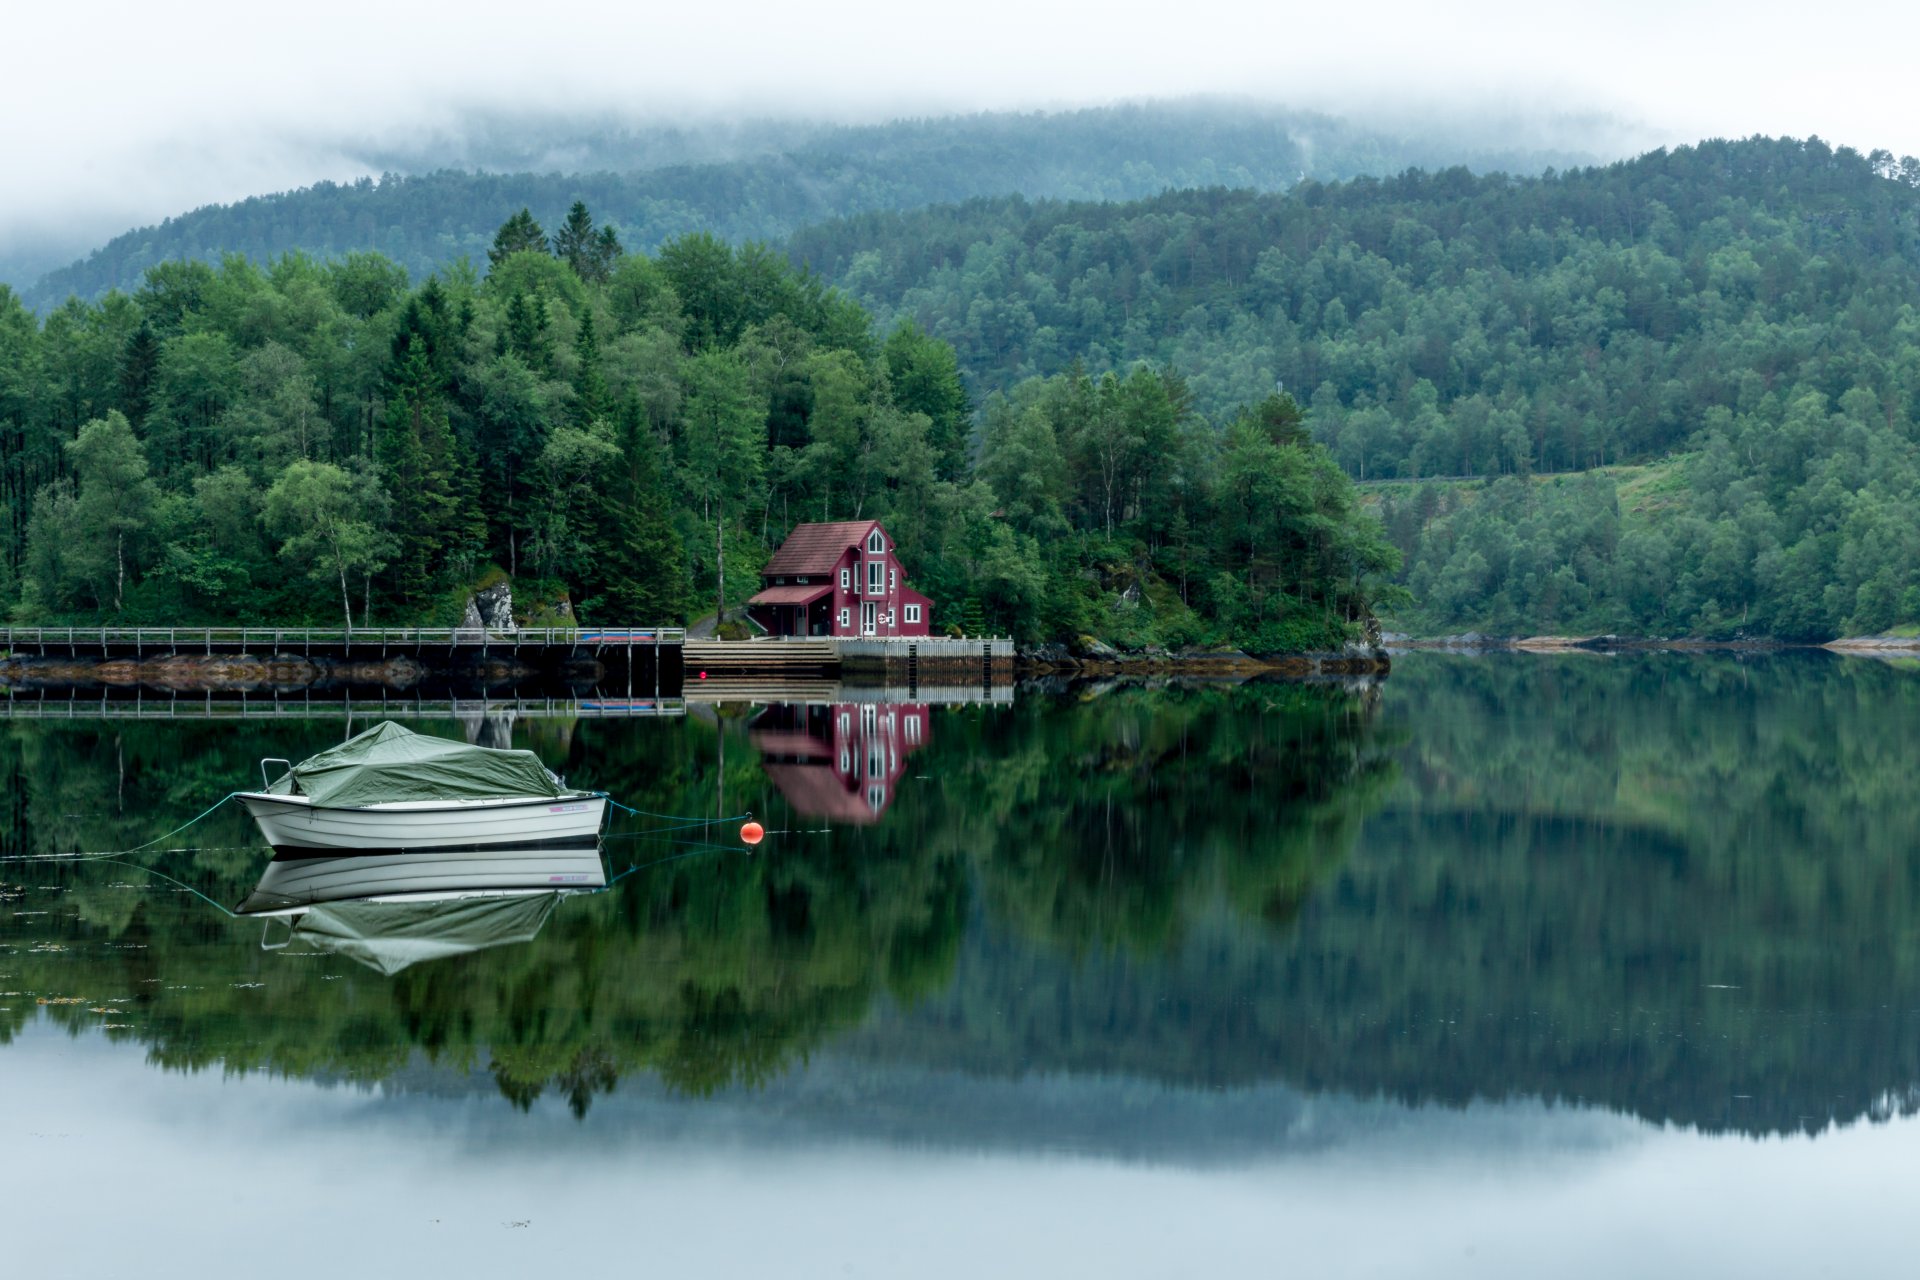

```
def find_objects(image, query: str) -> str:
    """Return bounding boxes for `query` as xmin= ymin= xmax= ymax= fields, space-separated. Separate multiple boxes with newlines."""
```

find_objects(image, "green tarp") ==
xmin=291 ymin=893 xmax=561 ymax=975
xmin=267 ymin=721 xmax=568 ymax=807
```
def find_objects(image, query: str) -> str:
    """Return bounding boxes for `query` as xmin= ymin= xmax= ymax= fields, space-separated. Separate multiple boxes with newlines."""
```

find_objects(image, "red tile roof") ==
xmin=764 ymin=521 xmax=879 ymax=575
xmin=745 ymin=583 xmax=834 ymax=607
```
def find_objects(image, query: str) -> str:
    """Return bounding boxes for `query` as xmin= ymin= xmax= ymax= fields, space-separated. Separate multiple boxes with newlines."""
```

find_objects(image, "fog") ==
xmin=3 ymin=0 xmax=1912 ymax=284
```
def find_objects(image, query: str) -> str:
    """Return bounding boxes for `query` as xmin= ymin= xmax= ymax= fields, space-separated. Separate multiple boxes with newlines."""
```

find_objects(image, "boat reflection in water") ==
xmin=749 ymin=701 xmax=929 ymax=824
xmin=234 ymin=844 xmax=607 ymax=976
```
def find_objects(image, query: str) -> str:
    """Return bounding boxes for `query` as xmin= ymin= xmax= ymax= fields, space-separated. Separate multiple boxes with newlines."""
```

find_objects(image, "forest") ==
xmin=8 ymin=131 xmax=1920 ymax=641
xmin=0 ymin=202 xmax=1395 ymax=649
xmin=792 ymin=136 xmax=1920 ymax=638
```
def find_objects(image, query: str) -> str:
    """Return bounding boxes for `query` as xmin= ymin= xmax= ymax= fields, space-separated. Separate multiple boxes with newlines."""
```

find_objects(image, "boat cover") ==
xmin=267 ymin=721 xmax=566 ymax=807
xmin=290 ymin=893 xmax=561 ymax=975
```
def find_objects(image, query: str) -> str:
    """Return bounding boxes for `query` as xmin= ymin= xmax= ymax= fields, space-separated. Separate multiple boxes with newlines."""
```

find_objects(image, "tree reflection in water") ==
xmin=9 ymin=657 xmax=1920 ymax=1139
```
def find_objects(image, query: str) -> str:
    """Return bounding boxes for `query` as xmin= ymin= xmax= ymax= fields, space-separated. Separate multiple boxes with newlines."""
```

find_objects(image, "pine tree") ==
xmin=583 ymin=397 xmax=686 ymax=622
xmin=487 ymin=209 xmax=549 ymax=269
xmin=572 ymin=309 xmax=606 ymax=426
xmin=553 ymin=201 xmax=599 ymax=282
xmin=118 ymin=323 xmax=161 ymax=426
xmin=591 ymin=224 xmax=624 ymax=282
xmin=377 ymin=336 xmax=463 ymax=603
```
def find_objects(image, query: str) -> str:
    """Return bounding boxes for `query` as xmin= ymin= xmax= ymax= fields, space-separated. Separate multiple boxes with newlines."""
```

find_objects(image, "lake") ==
xmin=4 ymin=653 xmax=1918 ymax=1277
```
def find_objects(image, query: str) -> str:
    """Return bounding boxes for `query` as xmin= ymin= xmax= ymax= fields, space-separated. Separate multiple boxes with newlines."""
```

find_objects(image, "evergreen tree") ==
xmin=583 ymin=398 xmax=686 ymax=622
xmin=553 ymin=201 xmax=610 ymax=282
xmin=487 ymin=208 xmax=549 ymax=269
xmin=117 ymin=322 xmax=161 ymax=426
xmin=377 ymin=335 xmax=462 ymax=604
xmin=572 ymin=308 xmax=606 ymax=426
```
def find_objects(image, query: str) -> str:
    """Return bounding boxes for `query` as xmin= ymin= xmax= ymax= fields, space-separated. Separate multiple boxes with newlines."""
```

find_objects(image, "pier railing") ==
xmin=0 ymin=626 xmax=686 ymax=651
xmin=0 ymin=691 xmax=687 ymax=720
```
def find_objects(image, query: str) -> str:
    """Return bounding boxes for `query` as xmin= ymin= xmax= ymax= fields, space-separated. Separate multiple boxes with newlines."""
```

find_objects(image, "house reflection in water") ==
xmin=749 ymin=702 xmax=929 ymax=824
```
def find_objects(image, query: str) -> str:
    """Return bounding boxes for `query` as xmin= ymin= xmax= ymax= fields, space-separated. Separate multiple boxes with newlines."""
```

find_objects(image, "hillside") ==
xmin=23 ymin=102 xmax=1609 ymax=308
xmin=789 ymin=137 xmax=1920 ymax=639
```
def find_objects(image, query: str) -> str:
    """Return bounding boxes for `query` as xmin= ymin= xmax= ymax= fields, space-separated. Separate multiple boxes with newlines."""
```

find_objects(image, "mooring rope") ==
xmin=0 ymin=791 xmax=243 ymax=865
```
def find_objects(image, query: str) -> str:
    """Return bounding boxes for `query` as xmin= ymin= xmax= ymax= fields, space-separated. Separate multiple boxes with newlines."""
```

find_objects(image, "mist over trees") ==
xmin=19 ymin=102 xmax=1611 ymax=308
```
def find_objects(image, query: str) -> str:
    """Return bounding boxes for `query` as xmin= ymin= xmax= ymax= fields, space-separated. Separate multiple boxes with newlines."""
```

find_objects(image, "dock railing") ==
xmin=0 ymin=626 xmax=686 ymax=652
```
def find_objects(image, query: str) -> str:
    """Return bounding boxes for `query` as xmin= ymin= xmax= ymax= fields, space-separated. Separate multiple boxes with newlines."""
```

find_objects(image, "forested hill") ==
xmin=24 ymin=103 xmax=1607 ymax=309
xmin=792 ymin=136 xmax=1920 ymax=447
xmin=789 ymin=136 xmax=1920 ymax=640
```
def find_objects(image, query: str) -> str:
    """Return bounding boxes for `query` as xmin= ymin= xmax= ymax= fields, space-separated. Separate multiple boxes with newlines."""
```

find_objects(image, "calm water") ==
xmin=5 ymin=654 xmax=1919 ymax=1276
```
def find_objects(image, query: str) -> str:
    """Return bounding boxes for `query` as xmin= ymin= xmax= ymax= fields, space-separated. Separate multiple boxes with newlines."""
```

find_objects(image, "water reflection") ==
xmin=5 ymin=657 xmax=1920 ymax=1142
xmin=749 ymin=701 xmax=930 ymax=823
xmin=234 ymin=843 xmax=608 ymax=975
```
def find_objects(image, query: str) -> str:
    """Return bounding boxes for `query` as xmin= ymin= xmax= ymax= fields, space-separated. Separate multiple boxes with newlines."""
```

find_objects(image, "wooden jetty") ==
xmin=0 ymin=688 xmax=685 ymax=720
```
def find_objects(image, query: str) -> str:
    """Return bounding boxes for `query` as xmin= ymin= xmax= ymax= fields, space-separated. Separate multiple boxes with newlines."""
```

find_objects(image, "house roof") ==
xmin=746 ymin=583 xmax=834 ymax=607
xmin=762 ymin=763 xmax=887 ymax=824
xmin=764 ymin=521 xmax=880 ymax=576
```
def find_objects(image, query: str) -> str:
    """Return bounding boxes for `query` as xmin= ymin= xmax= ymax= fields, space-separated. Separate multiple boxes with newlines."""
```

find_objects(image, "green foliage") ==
xmin=799 ymin=136 xmax=1920 ymax=638
xmin=0 ymin=197 xmax=1400 ymax=645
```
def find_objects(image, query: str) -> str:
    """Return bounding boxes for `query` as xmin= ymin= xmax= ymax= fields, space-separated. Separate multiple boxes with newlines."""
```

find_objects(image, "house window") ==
xmin=867 ymin=784 xmax=886 ymax=812
xmin=839 ymin=568 xmax=850 ymax=590
xmin=904 ymin=604 xmax=921 ymax=624
xmin=838 ymin=607 xmax=850 ymax=629
xmin=905 ymin=715 xmax=921 ymax=744
xmin=867 ymin=531 xmax=885 ymax=554
xmin=797 ymin=576 xmax=809 ymax=585
xmin=868 ymin=560 xmax=884 ymax=594
xmin=890 ymin=568 xmax=897 ymax=591
xmin=885 ymin=610 xmax=894 ymax=627
xmin=840 ymin=749 xmax=851 ymax=774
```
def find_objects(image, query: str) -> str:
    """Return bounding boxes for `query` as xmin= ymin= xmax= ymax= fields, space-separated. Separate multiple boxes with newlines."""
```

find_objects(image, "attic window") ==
xmin=867 ymin=531 xmax=885 ymax=554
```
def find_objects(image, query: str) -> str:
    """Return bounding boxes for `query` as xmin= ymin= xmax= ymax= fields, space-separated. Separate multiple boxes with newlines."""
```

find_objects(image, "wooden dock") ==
xmin=0 ymin=625 xmax=683 ymax=660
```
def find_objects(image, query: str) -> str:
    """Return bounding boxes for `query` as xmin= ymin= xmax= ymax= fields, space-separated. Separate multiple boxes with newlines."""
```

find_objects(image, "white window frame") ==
xmin=905 ymin=715 xmax=921 ymax=744
xmin=839 ymin=568 xmax=850 ymax=590
xmin=867 ymin=559 xmax=884 ymax=594
xmin=904 ymin=604 xmax=921 ymax=624
xmin=867 ymin=784 xmax=886 ymax=812
xmin=867 ymin=531 xmax=885 ymax=554
xmin=890 ymin=567 xmax=897 ymax=591
xmin=838 ymin=607 xmax=850 ymax=629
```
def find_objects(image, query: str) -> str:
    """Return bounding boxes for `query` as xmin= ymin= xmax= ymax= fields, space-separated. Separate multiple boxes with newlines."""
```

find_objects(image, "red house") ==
xmin=750 ymin=701 xmax=930 ymax=824
xmin=746 ymin=520 xmax=933 ymax=638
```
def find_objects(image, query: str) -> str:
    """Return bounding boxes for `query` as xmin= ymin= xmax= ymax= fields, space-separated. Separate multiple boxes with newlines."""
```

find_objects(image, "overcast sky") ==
xmin=3 ymin=0 xmax=1912 ymax=270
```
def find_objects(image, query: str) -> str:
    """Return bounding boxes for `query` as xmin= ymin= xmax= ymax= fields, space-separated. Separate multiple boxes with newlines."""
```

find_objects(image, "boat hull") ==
xmin=236 ymin=847 xmax=606 ymax=914
xmin=237 ymin=792 xmax=606 ymax=855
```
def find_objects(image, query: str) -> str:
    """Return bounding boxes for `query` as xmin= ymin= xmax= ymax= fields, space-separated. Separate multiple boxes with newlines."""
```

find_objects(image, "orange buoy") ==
xmin=740 ymin=821 xmax=765 ymax=846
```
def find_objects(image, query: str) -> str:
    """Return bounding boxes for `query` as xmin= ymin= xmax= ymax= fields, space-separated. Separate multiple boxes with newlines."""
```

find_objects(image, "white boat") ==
xmin=237 ymin=721 xmax=606 ymax=857
xmin=236 ymin=844 xmax=607 ymax=913
xmin=236 ymin=792 xmax=606 ymax=856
